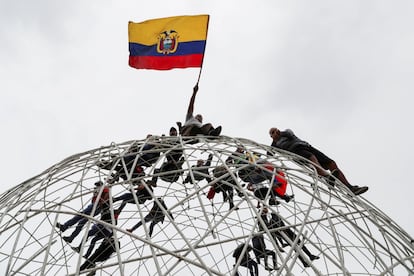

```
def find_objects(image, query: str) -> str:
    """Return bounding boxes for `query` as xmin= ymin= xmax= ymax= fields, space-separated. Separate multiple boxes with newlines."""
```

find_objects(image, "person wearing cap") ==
xmin=178 ymin=84 xmax=222 ymax=136
xmin=269 ymin=127 xmax=368 ymax=196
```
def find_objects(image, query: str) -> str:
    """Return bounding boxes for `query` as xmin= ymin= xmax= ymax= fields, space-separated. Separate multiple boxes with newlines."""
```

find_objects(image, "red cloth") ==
xmin=207 ymin=186 xmax=216 ymax=199
xmin=273 ymin=171 xmax=287 ymax=196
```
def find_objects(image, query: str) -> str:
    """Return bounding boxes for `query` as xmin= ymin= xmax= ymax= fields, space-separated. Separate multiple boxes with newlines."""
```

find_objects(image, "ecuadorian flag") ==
xmin=128 ymin=15 xmax=209 ymax=70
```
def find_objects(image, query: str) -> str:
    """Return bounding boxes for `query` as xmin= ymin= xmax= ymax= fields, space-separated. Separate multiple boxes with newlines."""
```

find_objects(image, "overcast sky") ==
xmin=1 ymin=1 xmax=413 ymax=236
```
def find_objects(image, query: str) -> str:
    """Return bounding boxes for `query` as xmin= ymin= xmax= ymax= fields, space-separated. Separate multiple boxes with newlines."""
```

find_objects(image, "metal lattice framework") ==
xmin=0 ymin=135 xmax=413 ymax=276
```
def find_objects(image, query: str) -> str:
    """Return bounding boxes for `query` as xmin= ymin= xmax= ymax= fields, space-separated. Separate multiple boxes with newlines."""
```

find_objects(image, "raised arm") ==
xmin=187 ymin=84 xmax=199 ymax=116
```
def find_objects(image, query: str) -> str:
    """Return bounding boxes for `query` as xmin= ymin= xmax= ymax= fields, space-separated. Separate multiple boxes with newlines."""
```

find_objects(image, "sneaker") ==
xmin=209 ymin=126 xmax=222 ymax=136
xmin=62 ymin=236 xmax=73 ymax=243
xmin=55 ymin=222 xmax=67 ymax=232
xmin=350 ymin=185 xmax=369 ymax=196
xmin=325 ymin=175 xmax=336 ymax=187
xmin=310 ymin=255 xmax=320 ymax=261
xmin=269 ymin=198 xmax=280 ymax=206
xmin=282 ymin=194 xmax=294 ymax=203
xmin=149 ymin=176 xmax=158 ymax=187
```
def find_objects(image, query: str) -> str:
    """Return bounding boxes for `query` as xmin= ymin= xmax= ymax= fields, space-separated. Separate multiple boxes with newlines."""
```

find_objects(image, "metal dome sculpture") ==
xmin=1 ymin=135 xmax=413 ymax=276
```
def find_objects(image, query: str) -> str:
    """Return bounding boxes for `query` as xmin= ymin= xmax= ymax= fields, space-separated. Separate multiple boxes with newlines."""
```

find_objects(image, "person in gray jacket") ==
xmin=269 ymin=127 xmax=367 ymax=195
xmin=178 ymin=84 xmax=222 ymax=136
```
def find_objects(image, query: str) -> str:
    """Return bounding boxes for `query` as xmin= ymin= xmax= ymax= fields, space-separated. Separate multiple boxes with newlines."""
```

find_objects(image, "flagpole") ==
xmin=195 ymin=15 xmax=210 ymax=87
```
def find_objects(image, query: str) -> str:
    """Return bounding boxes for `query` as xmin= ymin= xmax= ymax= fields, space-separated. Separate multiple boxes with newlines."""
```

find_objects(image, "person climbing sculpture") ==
xmin=57 ymin=180 xmax=109 ymax=243
xmin=233 ymin=243 xmax=259 ymax=276
xmin=126 ymin=198 xmax=173 ymax=237
xmin=177 ymin=84 xmax=222 ymax=136
xmin=183 ymin=153 xmax=213 ymax=184
xmin=269 ymin=127 xmax=368 ymax=195
xmin=268 ymin=211 xmax=320 ymax=268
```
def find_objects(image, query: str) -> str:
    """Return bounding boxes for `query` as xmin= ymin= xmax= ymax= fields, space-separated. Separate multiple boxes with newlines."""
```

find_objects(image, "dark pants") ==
xmin=64 ymin=204 xmax=101 ymax=240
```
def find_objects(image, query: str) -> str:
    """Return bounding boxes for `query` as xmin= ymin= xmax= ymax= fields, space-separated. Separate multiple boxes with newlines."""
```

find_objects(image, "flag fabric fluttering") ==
xmin=128 ymin=15 xmax=209 ymax=70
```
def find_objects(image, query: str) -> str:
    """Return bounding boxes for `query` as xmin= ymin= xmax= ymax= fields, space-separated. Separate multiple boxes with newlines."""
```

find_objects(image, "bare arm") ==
xmin=187 ymin=84 xmax=199 ymax=115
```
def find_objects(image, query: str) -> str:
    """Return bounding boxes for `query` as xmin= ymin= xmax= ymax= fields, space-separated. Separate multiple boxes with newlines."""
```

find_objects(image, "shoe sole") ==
xmin=353 ymin=186 xmax=369 ymax=195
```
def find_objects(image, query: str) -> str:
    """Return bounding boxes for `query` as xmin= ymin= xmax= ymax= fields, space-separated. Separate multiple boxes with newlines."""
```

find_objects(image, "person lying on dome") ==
xmin=183 ymin=153 xmax=213 ymax=184
xmin=126 ymin=198 xmax=173 ymax=237
xmin=177 ymin=84 xmax=222 ymax=136
xmin=269 ymin=127 xmax=368 ymax=196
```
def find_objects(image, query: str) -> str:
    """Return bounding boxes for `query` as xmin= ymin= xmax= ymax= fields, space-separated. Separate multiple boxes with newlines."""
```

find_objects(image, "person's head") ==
xmin=195 ymin=114 xmax=203 ymax=123
xmin=262 ymin=207 xmax=269 ymax=214
xmin=269 ymin=127 xmax=281 ymax=140
xmin=197 ymin=159 xmax=204 ymax=166
xmin=169 ymin=127 xmax=177 ymax=136
xmin=94 ymin=180 xmax=103 ymax=187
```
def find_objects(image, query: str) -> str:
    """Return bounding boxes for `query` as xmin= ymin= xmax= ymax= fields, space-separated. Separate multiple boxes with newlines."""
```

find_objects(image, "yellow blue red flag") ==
xmin=128 ymin=15 xmax=209 ymax=70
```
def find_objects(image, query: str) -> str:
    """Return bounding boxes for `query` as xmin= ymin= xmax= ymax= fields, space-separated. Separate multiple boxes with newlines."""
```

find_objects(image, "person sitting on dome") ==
xmin=269 ymin=127 xmax=368 ymax=196
xmin=126 ymin=198 xmax=173 ymax=237
xmin=183 ymin=153 xmax=213 ymax=184
xmin=177 ymin=84 xmax=222 ymax=137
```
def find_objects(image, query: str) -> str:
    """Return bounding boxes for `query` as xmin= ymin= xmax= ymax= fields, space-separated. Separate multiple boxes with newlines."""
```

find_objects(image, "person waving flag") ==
xmin=128 ymin=15 xmax=209 ymax=70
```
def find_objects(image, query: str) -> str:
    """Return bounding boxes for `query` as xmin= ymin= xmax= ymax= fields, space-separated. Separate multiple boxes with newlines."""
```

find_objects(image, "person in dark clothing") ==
xmin=251 ymin=208 xmax=279 ymax=270
xmin=97 ymin=135 xmax=161 ymax=184
xmin=183 ymin=154 xmax=213 ymax=184
xmin=263 ymin=165 xmax=294 ymax=203
xmin=73 ymin=206 xmax=120 ymax=259
xmin=126 ymin=198 xmax=173 ymax=236
xmin=269 ymin=127 xmax=368 ymax=195
xmin=252 ymin=235 xmax=278 ymax=271
xmin=210 ymin=165 xmax=238 ymax=210
xmin=113 ymin=176 xmax=158 ymax=212
xmin=268 ymin=212 xmax=320 ymax=268
xmin=233 ymin=243 xmax=259 ymax=276
xmin=156 ymin=156 xmax=185 ymax=183
xmin=178 ymin=85 xmax=222 ymax=136
xmin=79 ymin=236 xmax=119 ymax=275
xmin=256 ymin=207 xmax=285 ymax=252
xmin=58 ymin=181 xmax=109 ymax=243
xmin=165 ymin=127 xmax=183 ymax=163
